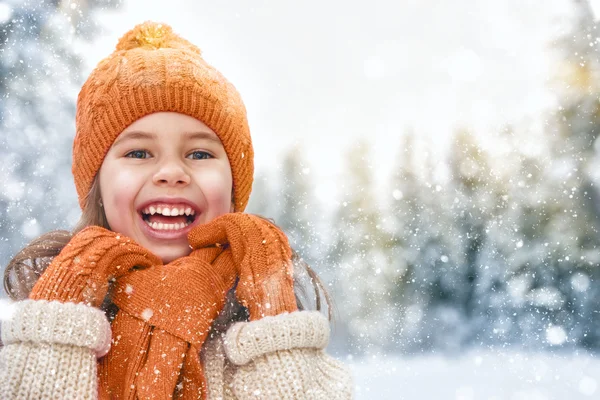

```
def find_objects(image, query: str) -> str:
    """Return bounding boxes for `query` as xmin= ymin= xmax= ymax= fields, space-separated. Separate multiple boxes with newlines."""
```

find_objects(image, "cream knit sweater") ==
xmin=0 ymin=300 xmax=353 ymax=399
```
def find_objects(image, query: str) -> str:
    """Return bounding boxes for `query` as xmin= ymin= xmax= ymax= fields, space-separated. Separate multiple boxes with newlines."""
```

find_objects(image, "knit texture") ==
xmin=29 ymin=226 xmax=161 ymax=306
xmin=1 ymin=300 xmax=111 ymax=357
xmin=0 ymin=303 xmax=354 ymax=399
xmin=208 ymin=311 xmax=353 ymax=399
xmin=23 ymin=214 xmax=297 ymax=399
xmin=189 ymin=213 xmax=298 ymax=320
xmin=0 ymin=300 xmax=106 ymax=399
xmin=224 ymin=311 xmax=329 ymax=365
xmin=73 ymin=21 xmax=254 ymax=211
xmin=0 ymin=342 xmax=98 ymax=399
xmin=99 ymin=246 xmax=237 ymax=399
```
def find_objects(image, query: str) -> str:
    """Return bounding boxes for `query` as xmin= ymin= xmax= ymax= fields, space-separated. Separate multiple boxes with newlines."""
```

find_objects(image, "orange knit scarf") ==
xmin=98 ymin=246 xmax=233 ymax=399
xmin=30 ymin=214 xmax=298 ymax=400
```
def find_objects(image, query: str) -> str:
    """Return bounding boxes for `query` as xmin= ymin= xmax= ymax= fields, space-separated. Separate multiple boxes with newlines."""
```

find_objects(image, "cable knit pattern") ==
xmin=189 ymin=213 xmax=298 ymax=320
xmin=74 ymin=21 xmax=254 ymax=212
xmin=1 ymin=300 xmax=112 ymax=357
xmin=0 ymin=300 xmax=109 ymax=398
xmin=0 ymin=305 xmax=353 ymax=399
xmin=221 ymin=311 xmax=353 ymax=399
xmin=224 ymin=311 xmax=329 ymax=365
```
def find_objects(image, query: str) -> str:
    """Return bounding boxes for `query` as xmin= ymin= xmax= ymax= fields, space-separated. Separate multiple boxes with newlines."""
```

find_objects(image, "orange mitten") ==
xmin=188 ymin=213 xmax=298 ymax=320
xmin=29 ymin=226 xmax=161 ymax=306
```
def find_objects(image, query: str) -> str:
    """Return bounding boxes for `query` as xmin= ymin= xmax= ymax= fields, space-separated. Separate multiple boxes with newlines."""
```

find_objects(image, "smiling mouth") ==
xmin=140 ymin=204 xmax=197 ymax=231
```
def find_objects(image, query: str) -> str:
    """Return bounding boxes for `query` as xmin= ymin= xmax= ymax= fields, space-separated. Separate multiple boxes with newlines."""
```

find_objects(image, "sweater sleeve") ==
xmin=222 ymin=311 xmax=354 ymax=399
xmin=0 ymin=300 xmax=111 ymax=399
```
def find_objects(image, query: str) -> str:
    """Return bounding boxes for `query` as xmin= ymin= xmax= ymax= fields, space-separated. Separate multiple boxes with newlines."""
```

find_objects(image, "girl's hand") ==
xmin=188 ymin=212 xmax=298 ymax=320
xmin=29 ymin=226 xmax=161 ymax=307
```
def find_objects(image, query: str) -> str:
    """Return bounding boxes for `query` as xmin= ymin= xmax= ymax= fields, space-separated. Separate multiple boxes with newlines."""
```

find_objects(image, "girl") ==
xmin=0 ymin=22 xmax=353 ymax=399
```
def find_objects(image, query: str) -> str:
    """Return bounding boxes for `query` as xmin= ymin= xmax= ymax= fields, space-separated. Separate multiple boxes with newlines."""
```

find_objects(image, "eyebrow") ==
xmin=113 ymin=131 xmax=156 ymax=146
xmin=113 ymin=130 xmax=221 ymax=146
xmin=182 ymin=131 xmax=221 ymax=143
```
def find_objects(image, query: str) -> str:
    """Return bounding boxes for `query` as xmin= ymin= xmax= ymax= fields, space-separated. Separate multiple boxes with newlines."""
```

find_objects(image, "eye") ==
xmin=125 ymin=150 xmax=150 ymax=159
xmin=187 ymin=150 xmax=213 ymax=160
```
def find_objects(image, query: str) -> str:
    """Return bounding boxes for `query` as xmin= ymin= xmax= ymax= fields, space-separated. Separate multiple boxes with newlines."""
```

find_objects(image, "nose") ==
xmin=152 ymin=156 xmax=191 ymax=187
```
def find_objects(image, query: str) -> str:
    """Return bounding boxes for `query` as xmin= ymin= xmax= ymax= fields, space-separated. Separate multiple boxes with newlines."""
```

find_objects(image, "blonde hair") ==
xmin=4 ymin=177 xmax=333 ymax=324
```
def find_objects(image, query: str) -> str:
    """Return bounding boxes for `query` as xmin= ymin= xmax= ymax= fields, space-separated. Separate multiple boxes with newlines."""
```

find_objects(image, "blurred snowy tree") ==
xmin=387 ymin=0 xmax=600 ymax=353
xmin=274 ymin=148 xmax=319 ymax=260
xmin=423 ymin=129 xmax=496 ymax=351
xmin=385 ymin=133 xmax=424 ymax=352
xmin=393 ymin=129 xmax=500 ymax=353
xmin=535 ymin=0 xmax=600 ymax=349
xmin=384 ymin=117 xmax=600 ymax=353
xmin=271 ymin=149 xmax=336 ymax=318
xmin=329 ymin=140 xmax=399 ymax=354
xmin=385 ymin=133 xmax=461 ymax=352
xmin=0 ymin=0 xmax=121 ymax=273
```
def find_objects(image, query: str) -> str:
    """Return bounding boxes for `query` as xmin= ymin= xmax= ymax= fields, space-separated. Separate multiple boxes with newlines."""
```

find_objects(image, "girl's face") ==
xmin=98 ymin=112 xmax=233 ymax=263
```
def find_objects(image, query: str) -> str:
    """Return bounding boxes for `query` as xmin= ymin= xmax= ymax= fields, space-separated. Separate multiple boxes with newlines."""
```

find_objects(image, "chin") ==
xmin=155 ymin=247 xmax=192 ymax=264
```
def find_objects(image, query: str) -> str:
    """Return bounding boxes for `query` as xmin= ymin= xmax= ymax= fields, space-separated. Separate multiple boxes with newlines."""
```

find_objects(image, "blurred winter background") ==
xmin=2 ymin=0 xmax=600 ymax=398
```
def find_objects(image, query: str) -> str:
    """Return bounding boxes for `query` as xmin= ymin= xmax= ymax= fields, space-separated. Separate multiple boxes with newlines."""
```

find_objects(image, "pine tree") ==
xmin=0 ymin=0 xmax=121 ymax=268
xmin=274 ymin=147 xmax=318 ymax=260
xmin=528 ymin=0 xmax=600 ymax=349
xmin=329 ymin=139 xmax=399 ymax=354
xmin=387 ymin=132 xmax=448 ymax=352
xmin=407 ymin=129 xmax=497 ymax=352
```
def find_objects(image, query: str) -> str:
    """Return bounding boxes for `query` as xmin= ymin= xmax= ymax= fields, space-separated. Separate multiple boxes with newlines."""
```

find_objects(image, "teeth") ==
xmin=142 ymin=205 xmax=197 ymax=217
xmin=146 ymin=220 xmax=191 ymax=231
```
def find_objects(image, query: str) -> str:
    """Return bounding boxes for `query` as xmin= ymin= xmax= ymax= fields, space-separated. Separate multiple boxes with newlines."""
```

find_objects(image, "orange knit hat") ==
xmin=73 ymin=21 xmax=254 ymax=211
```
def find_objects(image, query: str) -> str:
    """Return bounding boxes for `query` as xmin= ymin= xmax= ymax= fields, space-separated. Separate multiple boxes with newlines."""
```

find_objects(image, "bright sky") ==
xmin=84 ymin=0 xmax=576 ymax=207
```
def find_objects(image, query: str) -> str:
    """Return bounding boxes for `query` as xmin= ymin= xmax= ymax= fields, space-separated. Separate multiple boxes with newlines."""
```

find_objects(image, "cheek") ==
xmin=196 ymin=167 xmax=233 ymax=214
xmin=99 ymin=166 xmax=143 ymax=233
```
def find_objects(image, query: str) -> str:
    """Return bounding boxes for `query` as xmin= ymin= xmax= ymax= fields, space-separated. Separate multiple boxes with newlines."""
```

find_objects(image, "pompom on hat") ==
xmin=73 ymin=21 xmax=254 ymax=211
